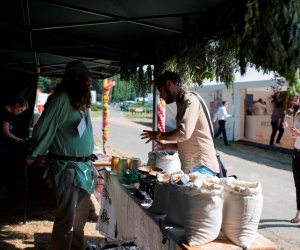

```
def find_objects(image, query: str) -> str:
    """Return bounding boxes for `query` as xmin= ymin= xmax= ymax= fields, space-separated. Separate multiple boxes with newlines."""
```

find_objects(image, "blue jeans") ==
xmin=192 ymin=165 xmax=217 ymax=176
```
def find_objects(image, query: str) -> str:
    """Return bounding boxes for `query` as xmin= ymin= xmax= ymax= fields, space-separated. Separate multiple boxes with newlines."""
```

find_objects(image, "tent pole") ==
xmin=152 ymin=88 xmax=158 ymax=151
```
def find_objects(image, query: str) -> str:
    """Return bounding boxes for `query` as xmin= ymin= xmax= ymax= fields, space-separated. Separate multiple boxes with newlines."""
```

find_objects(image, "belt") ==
xmin=50 ymin=154 xmax=98 ymax=162
xmin=66 ymin=163 xmax=75 ymax=169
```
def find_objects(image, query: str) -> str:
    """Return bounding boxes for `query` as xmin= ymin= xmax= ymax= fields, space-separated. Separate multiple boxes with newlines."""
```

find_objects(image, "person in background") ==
xmin=290 ymin=108 xmax=300 ymax=223
xmin=120 ymin=101 xmax=124 ymax=111
xmin=213 ymin=101 xmax=232 ymax=146
xmin=140 ymin=71 xmax=219 ymax=175
xmin=252 ymin=98 xmax=267 ymax=115
xmin=291 ymin=95 xmax=300 ymax=117
xmin=269 ymin=102 xmax=285 ymax=146
xmin=26 ymin=60 xmax=96 ymax=250
xmin=0 ymin=97 xmax=29 ymax=198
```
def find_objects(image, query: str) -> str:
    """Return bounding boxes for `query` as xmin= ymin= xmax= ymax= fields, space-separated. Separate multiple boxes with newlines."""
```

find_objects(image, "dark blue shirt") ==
xmin=271 ymin=107 xmax=285 ymax=123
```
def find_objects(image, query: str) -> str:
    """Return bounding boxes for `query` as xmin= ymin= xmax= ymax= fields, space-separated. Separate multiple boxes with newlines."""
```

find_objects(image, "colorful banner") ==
xmin=102 ymin=79 xmax=115 ymax=154
xmin=157 ymin=98 xmax=166 ymax=132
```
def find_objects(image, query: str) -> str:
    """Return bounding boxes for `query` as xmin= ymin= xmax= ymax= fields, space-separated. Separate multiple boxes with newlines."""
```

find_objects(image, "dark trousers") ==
xmin=269 ymin=121 xmax=284 ymax=145
xmin=214 ymin=120 xmax=228 ymax=145
xmin=292 ymin=149 xmax=300 ymax=210
xmin=50 ymin=168 xmax=90 ymax=250
xmin=0 ymin=145 xmax=24 ymax=192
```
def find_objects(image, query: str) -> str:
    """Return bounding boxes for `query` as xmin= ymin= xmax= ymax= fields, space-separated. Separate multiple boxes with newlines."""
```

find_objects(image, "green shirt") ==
xmin=30 ymin=91 xmax=94 ymax=196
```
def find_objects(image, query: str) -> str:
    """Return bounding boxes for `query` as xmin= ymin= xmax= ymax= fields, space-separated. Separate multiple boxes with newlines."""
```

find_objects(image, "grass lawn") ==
xmin=123 ymin=111 xmax=153 ymax=120
xmin=90 ymin=110 xmax=102 ymax=118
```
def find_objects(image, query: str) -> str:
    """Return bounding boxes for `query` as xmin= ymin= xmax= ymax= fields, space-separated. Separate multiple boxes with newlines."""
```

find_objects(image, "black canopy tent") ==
xmin=0 ymin=0 xmax=226 ymax=79
xmin=2 ymin=0 xmax=299 ymax=134
xmin=0 ymin=0 xmax=228 ymax=138
xmin=0 ymin=1 xmax=234 ymax=224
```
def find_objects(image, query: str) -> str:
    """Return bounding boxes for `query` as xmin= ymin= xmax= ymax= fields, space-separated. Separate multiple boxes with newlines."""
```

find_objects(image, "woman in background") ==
xmin=290 ymin=108 xmax=300 ymax=223
xmin=269 ymin=102 xmax=285 ymax=145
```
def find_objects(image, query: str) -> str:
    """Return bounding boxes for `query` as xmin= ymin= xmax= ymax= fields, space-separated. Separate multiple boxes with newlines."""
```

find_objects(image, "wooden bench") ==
xmin=178 ymin=233 xmax=277 ymax=250
xmin=130 ymin=108 xmax=144 ymax=114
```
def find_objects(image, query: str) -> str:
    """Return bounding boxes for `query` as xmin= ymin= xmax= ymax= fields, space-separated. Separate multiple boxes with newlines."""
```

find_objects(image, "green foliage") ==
xmin=122 ymin=101 xmax=153 ymax=112
xmin=37 ymin=76 xmax=60 ymax=93
xmin=91 ymin=103 xmax=102 ymax=111
xmin=120 ymin=54 xmax=138 ymax=82
xmin=91 ymin=79 xmax=101 ymax=93
xmin=124 ymin=111 xmax=153 ymax=120
xmin=219 ymin=0 xmax=300 ymax=95
xmin=109 ymin=75 xmax=137 ymax=103
xmin=128 ymin=65 xmax=153 ymax=101
xmin=117 ymin=0 xmax=300 ymax=96
xmin=154 ymin=36 xmax=238 ymax=88
xmin=131 ymin=102 xmax=152 ymax=109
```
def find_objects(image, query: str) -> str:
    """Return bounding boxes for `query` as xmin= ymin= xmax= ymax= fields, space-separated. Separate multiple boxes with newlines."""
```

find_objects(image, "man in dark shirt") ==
xmin=269 ymin=102 xmax=285 ymax=146
xmin=0 ymin=97 xmax=28 ymax=198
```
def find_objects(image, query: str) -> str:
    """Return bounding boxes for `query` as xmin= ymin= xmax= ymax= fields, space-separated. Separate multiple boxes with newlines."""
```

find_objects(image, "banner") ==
xmin=102 ymin=79 xmax=115 ymax=154
xmin=157 ymin=98 xmax=166 ymax=132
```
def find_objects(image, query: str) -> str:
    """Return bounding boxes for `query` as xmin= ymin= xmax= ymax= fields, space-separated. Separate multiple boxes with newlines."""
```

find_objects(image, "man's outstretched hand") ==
xmin=140 ymin=130 xmax=160 ymax=143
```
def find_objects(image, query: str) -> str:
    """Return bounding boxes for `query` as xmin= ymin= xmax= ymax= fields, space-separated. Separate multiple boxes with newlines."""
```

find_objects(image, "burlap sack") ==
xmin=222 ymin=178 xmax=263 ymax=249
xmin=183 ymin=183 xmax=224 ymax=246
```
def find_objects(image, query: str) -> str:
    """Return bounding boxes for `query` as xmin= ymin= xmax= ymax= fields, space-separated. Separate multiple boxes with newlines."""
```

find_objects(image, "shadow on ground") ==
xmin=130 ymin=118 xmax=152 ymax=128
xmin=215 ymin=140 xmax=292 ymax=172
xmin=134 ymin=121 xmax=152 ymax=127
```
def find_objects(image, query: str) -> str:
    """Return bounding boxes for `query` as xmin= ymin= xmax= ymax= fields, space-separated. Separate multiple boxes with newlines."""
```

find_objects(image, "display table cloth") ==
xmin=96 ymin=170 xmax=184 ymax=250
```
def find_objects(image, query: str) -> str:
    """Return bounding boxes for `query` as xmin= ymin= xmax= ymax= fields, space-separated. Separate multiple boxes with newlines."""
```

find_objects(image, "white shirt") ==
xmin=294 ymin=111 xmax=300 ymax=150
xmin=213 ymin=106 xmax=231 ymax=122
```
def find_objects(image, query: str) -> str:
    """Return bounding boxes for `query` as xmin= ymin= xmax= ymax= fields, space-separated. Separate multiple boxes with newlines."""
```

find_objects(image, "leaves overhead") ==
xmin=120 ymin=0 xmax=300 ymax=96
xmin=219 ymin=0 xmax=300 ymax=96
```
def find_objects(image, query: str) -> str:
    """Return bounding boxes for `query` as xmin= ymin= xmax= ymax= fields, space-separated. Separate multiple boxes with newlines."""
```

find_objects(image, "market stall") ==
xmin=245 ymin=115 xmax=293 ymax=141
xmin=96 ymin=163 xmax=277 ymax=250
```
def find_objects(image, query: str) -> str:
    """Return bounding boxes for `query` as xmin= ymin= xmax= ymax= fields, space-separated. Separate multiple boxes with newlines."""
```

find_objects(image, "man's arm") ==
xmin=154 ymin=141 xmax=178 ymax=151
xmin=222 ymin=106 xmax=231 ymax=118
xmin=29 ymin=93 xmax=69 ymax=158
xmin=1 ymin=121 xmax=25 ymax=142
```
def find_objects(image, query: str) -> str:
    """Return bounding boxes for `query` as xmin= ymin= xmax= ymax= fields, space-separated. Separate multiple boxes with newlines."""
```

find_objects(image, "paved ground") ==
xmin=92 ymin=107 xmax=300 ymax=250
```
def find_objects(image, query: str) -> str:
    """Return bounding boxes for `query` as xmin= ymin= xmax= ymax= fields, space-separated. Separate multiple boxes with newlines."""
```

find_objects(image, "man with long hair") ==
xmin=27 ymin=61 xmax=95 ymax=250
